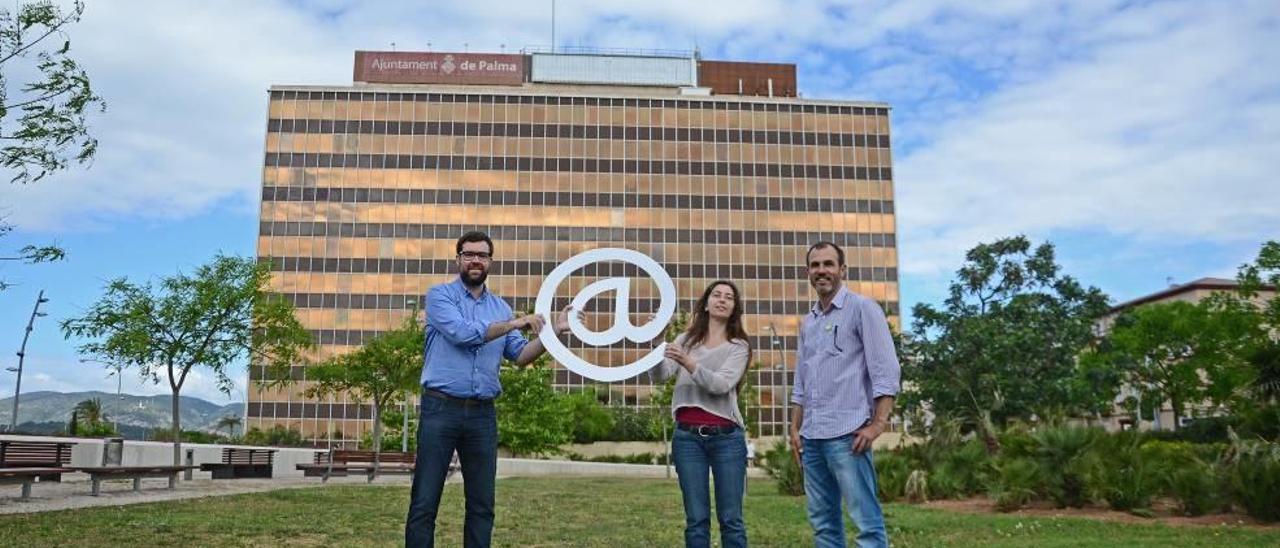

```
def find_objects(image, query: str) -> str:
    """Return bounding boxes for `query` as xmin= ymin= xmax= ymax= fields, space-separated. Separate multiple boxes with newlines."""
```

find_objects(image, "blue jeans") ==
xmin=672 ymin=426 xmax=748 ymax=548
xmin=801 ymin=434 xmax=887 ymax=548
xmin=405 ymin=393 xmax=498 ymax=548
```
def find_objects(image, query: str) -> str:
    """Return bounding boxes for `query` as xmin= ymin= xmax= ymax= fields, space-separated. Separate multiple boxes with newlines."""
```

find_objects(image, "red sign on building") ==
xmin=353 ymin=51 xmax=526 ymax=85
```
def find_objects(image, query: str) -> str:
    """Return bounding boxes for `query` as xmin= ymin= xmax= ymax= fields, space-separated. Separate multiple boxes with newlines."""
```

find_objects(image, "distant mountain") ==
xmin=0 ymin=391 xmax=243 ymax=434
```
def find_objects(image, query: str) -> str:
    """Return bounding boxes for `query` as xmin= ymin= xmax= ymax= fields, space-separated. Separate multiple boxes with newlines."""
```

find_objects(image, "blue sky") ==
xmin=1 ymin=0 xmax=1277 ymax=404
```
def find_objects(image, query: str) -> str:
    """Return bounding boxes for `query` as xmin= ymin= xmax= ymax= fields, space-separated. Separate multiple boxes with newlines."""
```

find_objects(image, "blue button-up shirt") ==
xmin=790 ymin=285 xmax=901 ymax=440
xmin=420 ymin=277 xmax=529 ymax=399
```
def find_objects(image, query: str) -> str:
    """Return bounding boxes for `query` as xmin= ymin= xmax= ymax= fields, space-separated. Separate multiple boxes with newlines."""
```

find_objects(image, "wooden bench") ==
xmin=199 ymin=448 xmax=276 ymax=479
xmin=0 ymin=467 xmax=73 ymax=501
xmin=75 ymin=466 xmax=199 ymax=496
xmin=0 ymin=440 xmax=75 ymax=482
xmin=298 ymin=450 xmax=437 ymax=483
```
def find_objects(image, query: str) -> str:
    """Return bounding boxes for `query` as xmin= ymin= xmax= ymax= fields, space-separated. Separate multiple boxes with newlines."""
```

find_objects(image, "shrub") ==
xmin=1166 ymin=460 xmax=1224 ymax=516
xmin=927 ymin=439 xmax=991 ymax=499
xmin=991 ymin=457 xmax=1040 ymax=512
xmin=604 ymin=406 xmax=664 ymax=442
xmin=562 ymin=390 xmax=614 ymax=444
xmin=1084 ymin=432 xmax=1166 ymax=512
xmin=1032 ymin=426 xmax=1102 ymax=508
xmin=1224 ymin=436 xmax=1280 ymax=522
xmin=761 ymin=440 xmax=804 ymax=496
xmin=242 ymin=425 xmax=307 ymax=447
xmin=874 ymin=452 xmax=911 ymax=502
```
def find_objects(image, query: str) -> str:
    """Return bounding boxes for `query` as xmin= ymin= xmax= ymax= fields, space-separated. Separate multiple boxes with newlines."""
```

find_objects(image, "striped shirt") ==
xmin=790 ymin=285 xmax=901 ymax=440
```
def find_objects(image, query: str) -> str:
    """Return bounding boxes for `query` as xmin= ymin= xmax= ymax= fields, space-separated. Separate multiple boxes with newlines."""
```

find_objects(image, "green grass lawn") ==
xmin=2 ymin=478 xmax=1277 ymax=547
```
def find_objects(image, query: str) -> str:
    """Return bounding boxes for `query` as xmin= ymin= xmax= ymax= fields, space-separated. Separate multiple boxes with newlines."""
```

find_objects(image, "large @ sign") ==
xmin=534 ymin=248 xmax=677 ymax=382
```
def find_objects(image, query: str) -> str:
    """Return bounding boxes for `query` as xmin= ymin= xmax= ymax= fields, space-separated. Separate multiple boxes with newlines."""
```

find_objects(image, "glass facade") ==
xmin=249 ymin=86 xmax=897 ymax=444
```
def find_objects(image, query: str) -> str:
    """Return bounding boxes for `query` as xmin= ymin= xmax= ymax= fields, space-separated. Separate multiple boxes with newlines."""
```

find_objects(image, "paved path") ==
xmin=0 ymin=473 xmax=432 ymax=515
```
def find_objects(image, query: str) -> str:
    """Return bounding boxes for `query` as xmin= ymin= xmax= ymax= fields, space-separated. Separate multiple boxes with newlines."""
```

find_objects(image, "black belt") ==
xmin=423 ymin=388 xmax=492 ymax=406
xmin=676 ymin=422 xmax=739 ymax=436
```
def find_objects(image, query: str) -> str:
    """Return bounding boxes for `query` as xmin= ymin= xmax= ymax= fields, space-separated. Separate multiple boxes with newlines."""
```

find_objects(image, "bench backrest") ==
xmin=0 ymin=441 xmax=74 ymax=467
xmin=221 ymin=448 xmax=275 ymax=465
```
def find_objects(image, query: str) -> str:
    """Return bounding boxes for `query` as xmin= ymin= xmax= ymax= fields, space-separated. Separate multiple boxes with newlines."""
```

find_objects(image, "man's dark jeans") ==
xmin=405 ymin=392 xmax=498 ymax=548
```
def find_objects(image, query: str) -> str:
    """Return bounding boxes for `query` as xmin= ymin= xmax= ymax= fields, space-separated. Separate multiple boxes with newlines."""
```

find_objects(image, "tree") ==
xmin=74 ymin=397 xmax=103 ymax=425
xmin=906 ymin=236 xmax=1110 ymax=450
xmin=1097 ymin=301 xmax=1260 ymax=430
xmin=1 ymin=1 xmax=103 ymax=184
xmin=497 ymin=353 xmax=572 ymax=457
xmin=215 ymin=415 xmax=242 ymax=437
xmin=0 ymin=214 xmax=64 ymax=291
xmin=61 ymin=254 xmax=312 ymax=465
xmin=305 ymin=314 xmax=422 ymax=462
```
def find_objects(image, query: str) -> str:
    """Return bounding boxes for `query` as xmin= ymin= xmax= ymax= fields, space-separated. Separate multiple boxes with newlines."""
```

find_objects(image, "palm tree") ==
xmin=216 ymin=415 xmax=242 ymax=437
xmin=74 ymin=398 xmax=106 ymax=427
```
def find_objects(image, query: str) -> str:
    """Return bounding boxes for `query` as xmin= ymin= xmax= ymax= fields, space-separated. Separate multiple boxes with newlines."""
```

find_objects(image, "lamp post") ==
xmin=403 ymin=297 xmax=418 ymax=453
xmin=9 ymin=290 xmax=49 ymax=432
xmin=766 ymin=324 xmax=789 ymax=442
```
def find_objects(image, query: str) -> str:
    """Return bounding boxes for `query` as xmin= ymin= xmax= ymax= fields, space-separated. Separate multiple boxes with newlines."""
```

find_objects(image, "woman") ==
xmin=654 ymin=280 xmax=753 ymax=548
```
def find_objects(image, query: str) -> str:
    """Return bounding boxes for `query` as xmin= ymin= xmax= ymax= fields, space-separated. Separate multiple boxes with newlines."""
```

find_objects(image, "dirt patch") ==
xmin=919 ymin=497 xmax=1276 ymax=529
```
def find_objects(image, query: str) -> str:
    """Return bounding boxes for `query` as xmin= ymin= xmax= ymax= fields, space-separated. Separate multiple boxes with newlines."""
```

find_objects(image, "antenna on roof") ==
xmin=390 ymin=42 xmax=396 ymax=52
xmin=551 ymin=0 xmax=557 ymax=53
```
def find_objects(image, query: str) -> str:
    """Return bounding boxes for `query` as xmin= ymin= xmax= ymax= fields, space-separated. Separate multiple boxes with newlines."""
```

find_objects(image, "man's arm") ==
xmin=852 ymin=298 xmax=902 ymax=453
xmin=789 ymin=404 xmax=804 ymax=465
xmin=509 ymin=306 xmax=574 ymax=366
xmin=429 ymin=287 xmax=535 ymax=346
xmin=852 ymin=395 xmax=894 ymax=453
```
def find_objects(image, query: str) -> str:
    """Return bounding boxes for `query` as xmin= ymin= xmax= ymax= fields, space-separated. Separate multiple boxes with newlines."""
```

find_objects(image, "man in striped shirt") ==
xmin=789 ymin=241 xmax=901 ymax=548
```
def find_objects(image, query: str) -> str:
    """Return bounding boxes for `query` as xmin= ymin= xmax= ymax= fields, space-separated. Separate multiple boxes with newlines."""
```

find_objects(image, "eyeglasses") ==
xmin=458 ymin=251 xmax=492 ymax=262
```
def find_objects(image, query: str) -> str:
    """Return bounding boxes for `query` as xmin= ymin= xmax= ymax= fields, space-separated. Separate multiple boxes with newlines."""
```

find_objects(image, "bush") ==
xmin=1084 ymin=432 xmax=1166 ymax=512
xmin=563 ymin=390 xmax=614 ymax=444
xmin=1225 ymin=437 xmax=1280 ymax=522
xmin=603 ymin=406 xmax=665 ymax=442
xmin=874 ymin=452 xmax=911 ymax=502
xmin=242 ymin=425 xmax=307 ymax=447
xmin=927 ymin=439 xmax=991 ymax=499
xmin=991 ymin=457 xmax=1040 ymax=512
xmin=761 ymin=440 xmax=804 ymax=496
xmin=1032 ymin=426 xmax=1102 ymax=508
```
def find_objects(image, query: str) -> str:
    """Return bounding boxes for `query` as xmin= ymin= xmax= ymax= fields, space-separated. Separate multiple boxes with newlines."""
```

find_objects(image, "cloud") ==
xmin=1 ymin=355 xmax=245 ymax=405
xmin=896 ymin=0 xmax=1280 ymax=276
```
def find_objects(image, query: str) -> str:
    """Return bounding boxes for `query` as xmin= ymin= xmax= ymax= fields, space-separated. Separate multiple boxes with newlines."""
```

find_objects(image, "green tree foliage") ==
xmin=215 ymin=415 xmax=241 ymax=437
xmin=1 ymin=1 xmax=103 ymax=184
xmin=562 ymin=388 xmax=613 ymax=444
xmin=1096 ymin=301 xmax=1261 ymax=429
xmin=906 ymin=236 xmax=1110 ymax=450
xmin=497 ymin=354 xmax=573 ymax=456
xmin=306 ymin=314 xmax=422 ymax=459
xmin=61 ymin=255 xmax=312 ymax=464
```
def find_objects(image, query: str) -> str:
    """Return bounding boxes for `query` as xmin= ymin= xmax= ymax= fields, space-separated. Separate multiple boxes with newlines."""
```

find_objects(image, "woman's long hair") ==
xmin=682 ymin=280 xmax=753 ymax=388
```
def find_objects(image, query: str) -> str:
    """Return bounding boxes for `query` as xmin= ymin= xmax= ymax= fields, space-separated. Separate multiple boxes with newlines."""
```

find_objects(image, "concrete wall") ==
xmin=0 ymin=435 xmax=326 ymax=478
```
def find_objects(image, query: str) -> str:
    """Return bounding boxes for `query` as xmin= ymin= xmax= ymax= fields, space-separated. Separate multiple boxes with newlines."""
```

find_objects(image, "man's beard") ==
xmin=462 ymin=269 xmax=488 ymax=288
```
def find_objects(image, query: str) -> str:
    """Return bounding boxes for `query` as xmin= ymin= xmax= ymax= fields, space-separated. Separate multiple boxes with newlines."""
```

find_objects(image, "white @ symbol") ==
xmin=535 ymin=248 xmax=677 ymax=382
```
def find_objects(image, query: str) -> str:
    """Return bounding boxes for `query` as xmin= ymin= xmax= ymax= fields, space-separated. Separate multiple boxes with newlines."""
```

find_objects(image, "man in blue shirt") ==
xmin=789 ymin=241 xmax=901 ymax=548
xmin=405 ymin=231 xmax=571 ymax=548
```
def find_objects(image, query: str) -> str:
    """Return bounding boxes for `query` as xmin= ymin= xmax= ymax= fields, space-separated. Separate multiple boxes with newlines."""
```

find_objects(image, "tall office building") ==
xmin=250 ymin=49 xmax=897 ymax=443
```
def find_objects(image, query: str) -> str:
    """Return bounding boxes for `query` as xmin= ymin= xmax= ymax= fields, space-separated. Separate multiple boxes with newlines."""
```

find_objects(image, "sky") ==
xmin=0 ymin=0 xmax=1277 ymax=405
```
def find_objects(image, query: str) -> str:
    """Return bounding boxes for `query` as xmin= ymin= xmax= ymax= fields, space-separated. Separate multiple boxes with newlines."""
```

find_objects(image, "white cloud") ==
xmin=896 ymin=0 xmax=1280 ymax=276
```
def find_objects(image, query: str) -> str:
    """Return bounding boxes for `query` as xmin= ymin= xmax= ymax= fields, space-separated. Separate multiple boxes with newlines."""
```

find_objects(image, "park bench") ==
xmin=298 ymin=450 xmax=442 ymax=483
xmin=0 ymin=467 xmax=74 ymax=501
xmin=199 ymin=447 xmax=277 ymax=479
xmin=0 ymin=440 xmax=75 ymax=482
xmin=75 ymin=465 xmax=199 ymax=496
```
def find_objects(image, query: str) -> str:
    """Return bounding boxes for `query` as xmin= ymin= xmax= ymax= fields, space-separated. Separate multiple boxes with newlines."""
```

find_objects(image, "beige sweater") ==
xmin=649 ymin=333 xmax=751 ymax=428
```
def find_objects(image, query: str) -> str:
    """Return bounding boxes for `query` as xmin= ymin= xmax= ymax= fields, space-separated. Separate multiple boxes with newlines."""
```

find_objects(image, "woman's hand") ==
xmin=664 ymin=344 xmax=695 ymax=373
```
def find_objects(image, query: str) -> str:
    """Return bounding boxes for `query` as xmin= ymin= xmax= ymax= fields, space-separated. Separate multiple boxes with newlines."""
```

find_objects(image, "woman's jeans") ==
xmin=672 ymin=425 xmax=748 ymax=548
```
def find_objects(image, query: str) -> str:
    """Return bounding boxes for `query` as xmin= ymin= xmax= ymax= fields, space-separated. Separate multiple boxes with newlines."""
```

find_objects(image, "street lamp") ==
xmin=766 ymin=324 xmax=790 ymax=442
xmin=402 ymin=297 xmax=418 ymax=452
xmin=9 ymin=290 xmax=49 ymax=432
xmin=80 ymin=357 xmax=125 ymax=434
